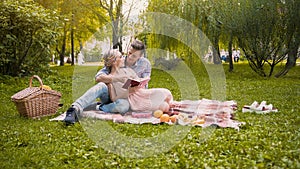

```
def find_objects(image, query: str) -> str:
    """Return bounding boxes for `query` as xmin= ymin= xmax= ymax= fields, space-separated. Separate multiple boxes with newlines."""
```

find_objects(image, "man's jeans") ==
xmin=72 ymin=82 xmax=130 ymax=114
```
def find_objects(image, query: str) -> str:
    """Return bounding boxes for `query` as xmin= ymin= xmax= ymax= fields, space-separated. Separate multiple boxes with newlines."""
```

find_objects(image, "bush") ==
xmin=0 ymin=0 xmax=61 ymax=76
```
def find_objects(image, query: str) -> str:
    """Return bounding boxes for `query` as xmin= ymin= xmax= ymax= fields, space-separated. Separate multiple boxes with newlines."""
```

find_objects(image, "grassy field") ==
xmin=0 ymin=63 xmax=299 ymax=168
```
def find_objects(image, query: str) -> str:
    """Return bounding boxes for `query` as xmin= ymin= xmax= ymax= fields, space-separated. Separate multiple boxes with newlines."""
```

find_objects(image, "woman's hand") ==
xmin=128 ymin=86 xmax=142 ymax=94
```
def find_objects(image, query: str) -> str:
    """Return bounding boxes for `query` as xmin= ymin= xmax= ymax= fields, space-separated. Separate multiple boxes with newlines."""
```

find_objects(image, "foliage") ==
xmin=0 ymin=0 xmax=61 ymax=76
xmin=81 ymin=44 xmax=102 ymax=62
xmin=234 ymin=0 xmax=299 ymax=77
xmin=35 ymin=0 xmax=107 ymax=65
xmin=145 ymin=0 xmax=300 ymax=77
xmin=1 ymin=64 xmax=300 ymax=168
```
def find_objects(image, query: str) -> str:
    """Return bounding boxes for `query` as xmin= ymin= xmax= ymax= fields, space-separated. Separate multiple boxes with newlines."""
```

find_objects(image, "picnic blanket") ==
xmin=50 ymin=98 xmax=245 ymax=130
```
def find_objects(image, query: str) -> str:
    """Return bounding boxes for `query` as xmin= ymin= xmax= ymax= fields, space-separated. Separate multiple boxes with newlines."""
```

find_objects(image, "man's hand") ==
xmin=96 ymin=74 xmax=113 ymax=83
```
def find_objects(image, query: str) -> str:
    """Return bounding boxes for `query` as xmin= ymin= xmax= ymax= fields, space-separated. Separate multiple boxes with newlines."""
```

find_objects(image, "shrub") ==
xmin=0 ymin=0 xmax=61 ymax=76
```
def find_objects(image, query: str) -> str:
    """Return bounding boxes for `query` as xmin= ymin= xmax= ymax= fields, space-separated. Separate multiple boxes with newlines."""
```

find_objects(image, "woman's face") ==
xmin=114 ymin=51 xmax=125 ymax=68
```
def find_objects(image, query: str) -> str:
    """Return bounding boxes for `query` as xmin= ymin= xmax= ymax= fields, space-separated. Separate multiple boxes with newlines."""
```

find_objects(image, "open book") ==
xmin=122 ymin=77 xmax=150 ymax=89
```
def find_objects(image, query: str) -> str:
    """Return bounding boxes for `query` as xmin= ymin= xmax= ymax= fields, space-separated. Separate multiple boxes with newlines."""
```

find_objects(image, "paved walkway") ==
xmin=78 ymin=62 xmax=103 ymax=66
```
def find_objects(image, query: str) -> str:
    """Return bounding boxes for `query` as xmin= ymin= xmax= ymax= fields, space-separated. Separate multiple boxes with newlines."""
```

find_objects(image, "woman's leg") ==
xmin=100 ymin=98 xmax=130 ymax=114
xmin=159 ymin=101 xmax=170 ymax=112
xmin=149 ymin=88 xmax=173 ymax=111
xmin=72 ymin=82 xmax=110 ymax=114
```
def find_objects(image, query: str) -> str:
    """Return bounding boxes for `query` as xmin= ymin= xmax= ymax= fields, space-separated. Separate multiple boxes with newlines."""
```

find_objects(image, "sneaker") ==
xmin=63 ymin=107 xmax=79 ymax=125
xmin=96 ymin=103 xmax=104 ymax=111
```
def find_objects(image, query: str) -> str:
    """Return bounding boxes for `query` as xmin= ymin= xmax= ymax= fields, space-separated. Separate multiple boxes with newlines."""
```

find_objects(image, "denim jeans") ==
xmin=72 ymin=82 xmax=130 ymax=114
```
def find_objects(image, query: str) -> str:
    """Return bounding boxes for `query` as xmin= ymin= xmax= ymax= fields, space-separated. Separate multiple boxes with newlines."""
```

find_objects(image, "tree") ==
xmin=0 ymin=0 xmax=61 ymax=76
xmin=275 ymin=0 xmax=300 ymax=77
xmin=235 ymin=0 xmax=299 ymax=77
xmin=213 ymin=0 xmax=241 ymax=72
xmin=97 ymin=0 xmax=124 ymax=52
xmin=36 ymin=0 xmax=106 ymax=66
xmin=146 ymin=0 xmax=299 ymax=77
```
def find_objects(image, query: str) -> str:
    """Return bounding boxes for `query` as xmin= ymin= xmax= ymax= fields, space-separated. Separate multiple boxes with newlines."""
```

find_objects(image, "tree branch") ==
xmin=74 ymin=0 xmax=108 ymax=23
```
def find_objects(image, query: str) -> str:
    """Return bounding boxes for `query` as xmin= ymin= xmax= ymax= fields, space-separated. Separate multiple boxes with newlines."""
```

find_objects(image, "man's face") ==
xmin=126 ymin=47 xmax=143 ymax=66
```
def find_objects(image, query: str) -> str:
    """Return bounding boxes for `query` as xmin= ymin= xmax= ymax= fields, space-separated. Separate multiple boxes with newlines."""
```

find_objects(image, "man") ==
xmin=63 ymin=39 xmax=151 ymax=125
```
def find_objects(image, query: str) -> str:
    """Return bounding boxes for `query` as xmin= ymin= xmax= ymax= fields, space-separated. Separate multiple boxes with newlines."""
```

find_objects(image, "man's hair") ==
xmin=131 ymin=39 xmax=145 ymax=55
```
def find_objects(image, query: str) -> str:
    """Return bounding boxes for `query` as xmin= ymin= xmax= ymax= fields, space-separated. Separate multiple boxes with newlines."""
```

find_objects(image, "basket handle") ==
xmin=29 ymin=75 xmax=44 ymax=89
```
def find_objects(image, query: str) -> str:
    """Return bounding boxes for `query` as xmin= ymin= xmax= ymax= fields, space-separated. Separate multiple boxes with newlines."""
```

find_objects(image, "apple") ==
xmin=153 ymin=110 xmax=163 ymax=118
xmin=170 ymin=115 xmax=178 ymax=123
xmin=160 ymin=114 xmax=170 ymax=123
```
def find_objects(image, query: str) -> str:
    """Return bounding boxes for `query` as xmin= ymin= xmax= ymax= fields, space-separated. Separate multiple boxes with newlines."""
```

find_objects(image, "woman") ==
xmin=103 ymin=49 xmax=173 ymax=112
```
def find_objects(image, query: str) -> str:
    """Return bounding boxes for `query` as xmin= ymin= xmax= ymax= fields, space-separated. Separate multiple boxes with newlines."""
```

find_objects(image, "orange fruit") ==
xmin=42 ymin=85 xmax=52 ymax=90
xmin=170 ymin=115 xmax=178 ymax=123
xmin=153 ymin=110 xmax=163 ymax=118
xmin=160 ymin=114 xmax=170 ymax=123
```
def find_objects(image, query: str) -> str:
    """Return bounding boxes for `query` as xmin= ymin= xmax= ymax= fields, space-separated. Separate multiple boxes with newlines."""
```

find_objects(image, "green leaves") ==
xmin=0 ymin=0 xmax=62 ymax=76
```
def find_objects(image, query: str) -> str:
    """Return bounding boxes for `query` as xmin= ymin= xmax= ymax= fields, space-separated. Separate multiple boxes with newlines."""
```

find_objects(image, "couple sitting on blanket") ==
xmin=64 ymin=40 xmax=173 ymax=125
xmin=105 ymin=49 xmax=173 ymax=113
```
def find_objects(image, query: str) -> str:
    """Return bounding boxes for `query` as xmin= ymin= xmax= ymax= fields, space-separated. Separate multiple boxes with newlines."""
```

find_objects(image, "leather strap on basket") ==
xmin=29 ymin=75 xmax=44 ymax=89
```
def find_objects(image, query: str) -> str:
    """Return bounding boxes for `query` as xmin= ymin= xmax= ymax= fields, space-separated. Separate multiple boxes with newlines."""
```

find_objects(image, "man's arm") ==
xmin=96 ymin=73 xmax=113 ymax=83
xmin=140 ymin=58 xmax=152 ymax=78
xmin=94 ymin=67 xmax=128 ymax=83
xmin=95 ymin=67 xmax=112 ymax=83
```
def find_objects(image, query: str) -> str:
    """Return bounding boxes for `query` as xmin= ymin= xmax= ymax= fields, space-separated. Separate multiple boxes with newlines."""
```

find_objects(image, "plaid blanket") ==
xmin=168 ymin=99 xmax=243 ymax=130
xmin=51 ymin=99 xmax=245 ymax=130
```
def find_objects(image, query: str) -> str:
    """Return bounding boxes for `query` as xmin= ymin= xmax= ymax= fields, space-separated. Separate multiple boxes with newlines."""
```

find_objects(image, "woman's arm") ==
xmin=107 ymin=83 xmax=117 ymax=102
xmin=108 ymin=82 xmax=130 ymax=102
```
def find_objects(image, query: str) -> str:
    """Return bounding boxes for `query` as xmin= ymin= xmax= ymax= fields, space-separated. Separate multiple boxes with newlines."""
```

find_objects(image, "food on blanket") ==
xmin=153 ymin=110 xmax=163 ymax=118
xmin=160 ymin=114 xmax=170 ymax=122
xmin=42 ymin=85 xmax=52 ymax=90
xmin=177 ymin=113 xmax=189 ymax=121
xmin=165 ymin=111 xmax=179 ymax=116
xmin=192 ymin=118 xmax=205 ymax=125
xmin=170 ymin=115 xmax=178 ymax=123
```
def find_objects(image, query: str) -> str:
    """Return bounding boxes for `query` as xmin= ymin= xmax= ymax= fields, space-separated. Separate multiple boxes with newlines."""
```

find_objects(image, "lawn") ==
xmin=0 ymin=63 xmax=299 ymax=168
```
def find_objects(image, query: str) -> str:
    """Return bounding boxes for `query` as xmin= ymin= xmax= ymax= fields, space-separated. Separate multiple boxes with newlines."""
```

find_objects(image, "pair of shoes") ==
xmin=63 ymin=107 xmax=79 ymax=125
xmin=242 ymin=101 xmax=278 ymax=114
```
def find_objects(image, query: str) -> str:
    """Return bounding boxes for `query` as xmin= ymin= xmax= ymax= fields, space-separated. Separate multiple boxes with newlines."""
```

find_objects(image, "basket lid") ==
xmin=11 ymin=75 xmax=62 ymax=101
xmin=11 ymin=87 xmax=61 ymax=101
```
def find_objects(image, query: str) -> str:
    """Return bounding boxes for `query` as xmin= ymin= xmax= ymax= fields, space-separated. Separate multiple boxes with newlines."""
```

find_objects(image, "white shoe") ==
xmin=250 ymin=101 xmax=259 ymax=109
xmin=242 ymin=106 xmax=253 ymax=113
xmin=256 ymin=101 xmax=267 ymax=111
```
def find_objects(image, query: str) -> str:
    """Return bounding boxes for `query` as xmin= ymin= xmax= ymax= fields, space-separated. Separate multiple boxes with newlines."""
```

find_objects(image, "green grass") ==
xmin=0 ymin=63 xmax=299 ymax=168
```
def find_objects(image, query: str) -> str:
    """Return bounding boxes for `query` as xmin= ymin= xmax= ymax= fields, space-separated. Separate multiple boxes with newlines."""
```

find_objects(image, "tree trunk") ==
xmin=71 ymin=14 xmax=75 ymax=65
xmin=59 ymin=24 xmax=67 ymax=66
xmin=275 ymin=47 xmax=298 ymax=77
xmin=213 ymin=35 xmax=221 ymax=64
xmin=71 ymin=27 xmax=74 ymax=65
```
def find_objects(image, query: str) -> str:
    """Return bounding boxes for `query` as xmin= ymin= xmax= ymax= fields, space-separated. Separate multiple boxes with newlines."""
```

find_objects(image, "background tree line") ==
xmin=0 ymin=0 xmax=299 ymax=77
xmin=145 ymin=0 xmax=300 ymax=77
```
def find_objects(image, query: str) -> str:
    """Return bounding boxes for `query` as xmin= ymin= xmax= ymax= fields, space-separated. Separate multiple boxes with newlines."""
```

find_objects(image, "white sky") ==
xmin=85 ymin=0 xmax=149 ymax=54
xmin=123 ymin=0 xmax=148 ymax=19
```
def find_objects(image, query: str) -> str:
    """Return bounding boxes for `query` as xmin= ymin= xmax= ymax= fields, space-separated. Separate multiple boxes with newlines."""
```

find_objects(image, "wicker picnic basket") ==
xmin=11 ymin=75 xmax=62 ymax=118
